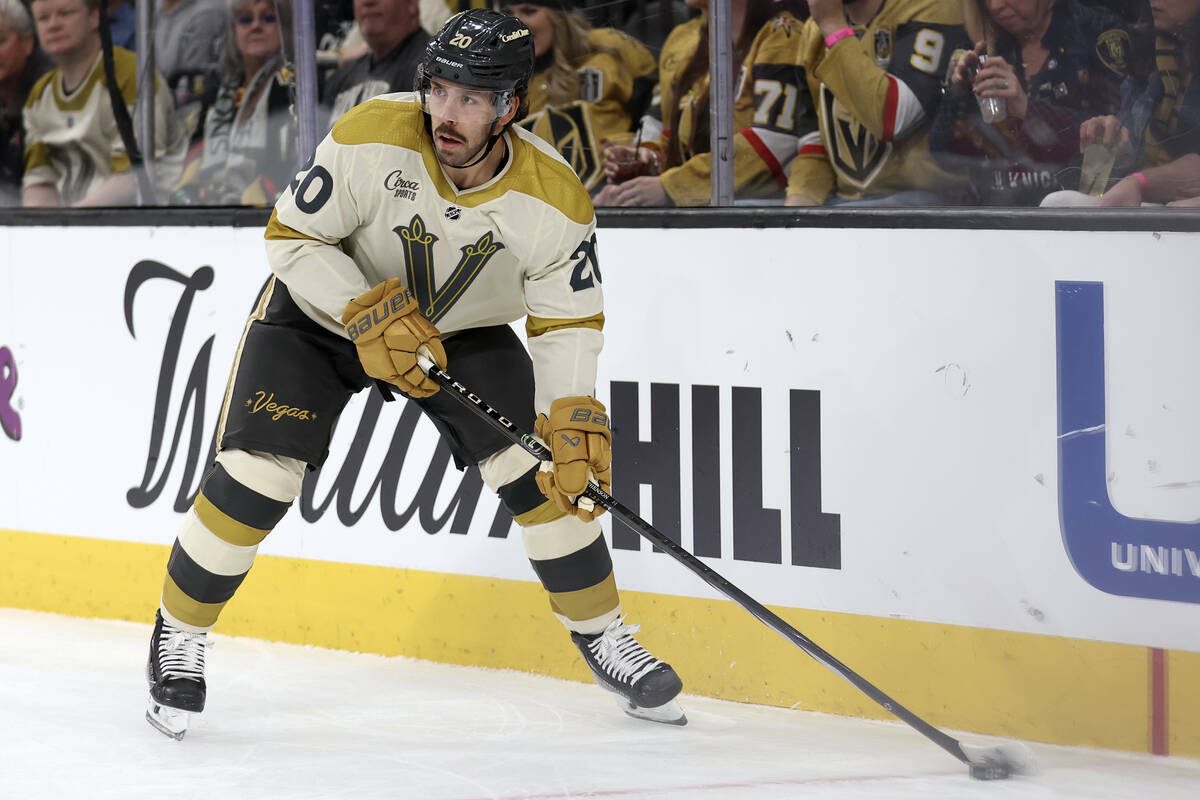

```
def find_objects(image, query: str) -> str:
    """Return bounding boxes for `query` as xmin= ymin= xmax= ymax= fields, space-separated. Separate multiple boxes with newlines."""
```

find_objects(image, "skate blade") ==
xmin=615 ymin=696 xmax=688 ymax=726
xmin=146 ymin=698 xmax=189 ymax=740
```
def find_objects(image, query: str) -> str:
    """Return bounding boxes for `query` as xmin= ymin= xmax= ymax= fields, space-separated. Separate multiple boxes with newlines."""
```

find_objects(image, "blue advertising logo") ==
xmin=1056 ymin=281 xmax=1199 ymax=604
xmin=0 ymin=345 xmax=20 ymax=441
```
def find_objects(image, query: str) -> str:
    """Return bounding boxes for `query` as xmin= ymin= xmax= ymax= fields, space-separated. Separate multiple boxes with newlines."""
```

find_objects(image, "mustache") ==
xmin=433 ymin=125 xmax=464 ymax=143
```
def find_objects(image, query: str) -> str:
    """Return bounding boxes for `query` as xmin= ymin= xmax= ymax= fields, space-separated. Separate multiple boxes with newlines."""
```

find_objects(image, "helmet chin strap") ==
xmin=451 ymin=123 xmax=504 ymax=170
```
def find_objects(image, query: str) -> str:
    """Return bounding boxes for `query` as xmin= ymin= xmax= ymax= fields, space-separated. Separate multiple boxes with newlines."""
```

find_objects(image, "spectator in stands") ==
xmin=1044 ymin=0 xmax=1200 ymax=205
xmin=418 ymin=0 xmax=452 ymax=36
xmin=156 ymin=0 xmax=226 ymax=109
xmin=322 ymin=0 xmax=428 ymax=122
xmin=503 ymin=0 xmax=656 ymax=191
xmin=928 ymin=0 xmax=1131 ymax=205
xmin=0 ymin=0 xmax=50 ymax=205
xmin=785 ymin=0 xmax=964 ymax=206
xmin=23 ymin=0 xmax=181 ymax=206
xmin=597 ymin=0 xmax=813 ymax=206
xmin=107 ymin=0 xmax=136 ymax=50
xmin=173 ymin=0 xmax=295 ymax=204
xmin=1091 ymin=148 xmax=1200 ymax=202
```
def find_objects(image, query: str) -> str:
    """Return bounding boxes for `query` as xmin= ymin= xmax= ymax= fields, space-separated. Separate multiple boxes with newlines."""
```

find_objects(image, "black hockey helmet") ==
xmin=418 ymin=10 xmax=535 ymax=104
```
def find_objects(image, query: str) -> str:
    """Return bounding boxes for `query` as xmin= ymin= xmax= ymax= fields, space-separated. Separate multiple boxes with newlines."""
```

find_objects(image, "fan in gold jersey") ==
xmin=501 ymin=0 xmax=656 ymax=191
xmin=598 ymin=0 xmax=814 ymax=206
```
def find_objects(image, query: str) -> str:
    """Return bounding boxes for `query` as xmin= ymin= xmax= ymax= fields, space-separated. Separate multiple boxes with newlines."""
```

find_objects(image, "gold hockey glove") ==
xmin=534 ymin=396 xmax=612 ymax=522
xmin=342 ymin=279 xmax=447 ymax=398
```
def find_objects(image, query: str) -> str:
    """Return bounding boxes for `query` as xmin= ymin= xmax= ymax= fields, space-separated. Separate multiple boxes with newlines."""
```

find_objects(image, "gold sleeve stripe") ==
xmin=24 ymin=142 xmax=49 ymax=171
xmin=162 ymin=575 xmax=227 ymax=628
xmin=332 ymin=99 xmax=425 ymax=150
xmin=111 ymin=154 xmax=131 ymax=173
xmin=193 ymin=492 xmax=272 ymax=547
xmin=526 ymin=312 xmax=605 ymax=338
xmin=514 ymin=500 xmax=568 ymax=527
xmin=265 ymin=208 xmax=320 ymax=242
xmin=547 ymin=572 xmax=619 ymax=622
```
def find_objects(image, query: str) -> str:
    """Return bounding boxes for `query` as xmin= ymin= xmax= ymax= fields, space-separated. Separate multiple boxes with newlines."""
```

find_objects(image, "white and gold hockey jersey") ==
xmin=23 ymin=47 xmax=180 ymax=205
xmin=266 ymin=93 xmax=604 ymax=415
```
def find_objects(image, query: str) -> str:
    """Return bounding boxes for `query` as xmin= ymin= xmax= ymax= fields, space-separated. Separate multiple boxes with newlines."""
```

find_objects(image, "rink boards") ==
xmin=1 ymin=224 xmax=1198 ymax=756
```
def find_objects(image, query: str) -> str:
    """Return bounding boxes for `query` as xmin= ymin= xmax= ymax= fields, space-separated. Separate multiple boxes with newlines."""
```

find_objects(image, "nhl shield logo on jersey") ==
xmin=445 ymin=206 xmax=461 ymax=220
xmin=384 ymin=169 xmax=421 ymax=201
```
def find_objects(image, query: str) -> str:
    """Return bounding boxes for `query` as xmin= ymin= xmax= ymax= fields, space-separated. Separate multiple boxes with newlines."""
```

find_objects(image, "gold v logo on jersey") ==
xmin=393 ymin=214 xmax=506 ymax=324
xmin=820 ymin=87 xmax=891 ymax=190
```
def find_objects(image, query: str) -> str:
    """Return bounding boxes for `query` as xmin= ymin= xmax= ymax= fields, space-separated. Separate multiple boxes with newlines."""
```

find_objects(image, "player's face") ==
xmin=233 ymin=0 xmax=281 ymax=66
xmin=506 ymin=4 xmax=553 ymax=57
xmin=0 ymin=24 xmax=34 ymax=85
xmin=31 ymin=0 xmax=97 ymax=59
xmin=426 ymin=78 xmax=512 ymax=167
xmin=1149 ymin=0 xmax=1200 ymax=33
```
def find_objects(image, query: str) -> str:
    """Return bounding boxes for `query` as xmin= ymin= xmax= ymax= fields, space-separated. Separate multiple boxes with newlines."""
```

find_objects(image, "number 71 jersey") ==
xmin=265 ymin=93 xmax=604 ymax=409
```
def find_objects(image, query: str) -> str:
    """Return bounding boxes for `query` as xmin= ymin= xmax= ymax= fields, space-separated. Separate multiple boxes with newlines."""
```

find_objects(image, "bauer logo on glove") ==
xmin=345 ymin=286 xmax=418 ymax=341
xmin=341 ymin=278 xmax=447 ymax=398
xmin=534 ymin=396 xmax=612 ymax=523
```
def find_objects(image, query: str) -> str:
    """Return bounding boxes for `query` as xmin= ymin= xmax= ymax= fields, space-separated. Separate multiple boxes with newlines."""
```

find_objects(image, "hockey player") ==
xmin=144 ymin=8 xmax=685 ymax=740
xmin=785 ymin=0 xmax=964 ymax=205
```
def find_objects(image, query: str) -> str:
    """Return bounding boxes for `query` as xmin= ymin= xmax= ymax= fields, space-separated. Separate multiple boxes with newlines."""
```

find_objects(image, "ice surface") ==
xmin=1 ymin=608 xmax=1196 ymax=799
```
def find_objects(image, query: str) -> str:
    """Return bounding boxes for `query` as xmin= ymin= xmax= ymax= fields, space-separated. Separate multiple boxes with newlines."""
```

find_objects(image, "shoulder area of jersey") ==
xmin=330 ymin=92 xmax=425 ymax=149
xmin=509 ymin=126 xmax=595 ymax=222
xmin=586 ymin=26 xmax=652 ymax=55
xmin=761 ymin=11 xmax=806 ymax=39
xmin=874 ymin=0 xmax=965 ymax=26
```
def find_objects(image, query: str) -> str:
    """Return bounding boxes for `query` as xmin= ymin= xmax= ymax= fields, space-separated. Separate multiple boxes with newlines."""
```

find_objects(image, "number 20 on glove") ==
xmin=534 ymin=396 xmax=612 ymax=522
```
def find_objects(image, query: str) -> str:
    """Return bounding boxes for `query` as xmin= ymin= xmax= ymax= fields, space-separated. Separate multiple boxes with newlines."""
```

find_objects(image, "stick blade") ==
xmin=961 ymin=740 xmax=1038 ymax=778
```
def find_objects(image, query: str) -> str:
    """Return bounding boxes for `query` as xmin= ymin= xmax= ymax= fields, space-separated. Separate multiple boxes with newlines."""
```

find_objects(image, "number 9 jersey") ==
xmin=788 ymin=0 xmax=966 ymax=204
xmin=265 ymin=93 xmax=604 ymax=416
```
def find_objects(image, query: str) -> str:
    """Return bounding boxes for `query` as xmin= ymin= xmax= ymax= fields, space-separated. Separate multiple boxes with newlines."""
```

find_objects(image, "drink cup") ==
xmin=975 ymin=55 xmax=1008 ymax=124
xmin=603 ymin=132 xmax=643 ymax=182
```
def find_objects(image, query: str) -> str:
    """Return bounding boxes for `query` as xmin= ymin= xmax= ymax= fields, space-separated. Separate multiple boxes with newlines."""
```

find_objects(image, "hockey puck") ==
xmin=969 ymin=763 xmax=1011 ymax=781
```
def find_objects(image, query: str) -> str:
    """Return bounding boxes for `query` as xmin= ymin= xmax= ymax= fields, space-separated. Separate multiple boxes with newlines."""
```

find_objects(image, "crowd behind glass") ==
xmin=0 ymin=0 xmax=1195 ymax=208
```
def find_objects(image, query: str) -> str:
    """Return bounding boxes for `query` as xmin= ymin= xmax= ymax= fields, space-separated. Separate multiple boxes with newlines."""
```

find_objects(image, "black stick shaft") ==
xmin=420 ymin=359 xmax=970 ymax=765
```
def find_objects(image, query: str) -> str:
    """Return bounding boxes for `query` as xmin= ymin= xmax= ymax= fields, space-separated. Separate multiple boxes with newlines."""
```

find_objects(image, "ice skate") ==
xmin=145 ymin=611 xmax=207 ymax=740
xmin=572 ymin=616 xmax=686 ymax=726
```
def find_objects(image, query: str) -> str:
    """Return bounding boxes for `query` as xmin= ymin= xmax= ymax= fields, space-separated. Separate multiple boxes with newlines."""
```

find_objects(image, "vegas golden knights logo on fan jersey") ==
xmin=820 ymin=86 xmax=890 ymax=188
xmin=393 ymin=214 xmax=507 ymax=324
xmin=520 ymin=105 xmax=601 ymax=191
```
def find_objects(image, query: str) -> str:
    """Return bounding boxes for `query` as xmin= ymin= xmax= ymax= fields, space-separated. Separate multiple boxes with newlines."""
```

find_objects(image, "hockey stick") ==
xmin=416 ymin=355 xmax=1035 ymax=781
